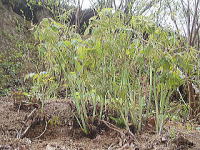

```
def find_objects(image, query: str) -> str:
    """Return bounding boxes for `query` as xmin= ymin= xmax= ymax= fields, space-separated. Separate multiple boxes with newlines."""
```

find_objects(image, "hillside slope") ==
xmin=0 ymin=1 xmax=34 ymax=94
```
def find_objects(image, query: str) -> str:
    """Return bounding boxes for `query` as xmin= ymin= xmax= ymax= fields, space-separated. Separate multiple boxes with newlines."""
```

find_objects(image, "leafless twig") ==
xmin=33 ymin=120 xmax=48 ymax=139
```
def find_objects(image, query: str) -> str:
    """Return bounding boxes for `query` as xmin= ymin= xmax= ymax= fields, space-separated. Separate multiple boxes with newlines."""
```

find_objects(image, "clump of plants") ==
xmin=29 ymin=9 xmax=199 ymax=137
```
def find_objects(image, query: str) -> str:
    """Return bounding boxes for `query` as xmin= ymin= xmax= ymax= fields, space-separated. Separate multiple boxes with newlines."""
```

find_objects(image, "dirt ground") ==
xmin=0 ymin=97 xmax=200 ymax=150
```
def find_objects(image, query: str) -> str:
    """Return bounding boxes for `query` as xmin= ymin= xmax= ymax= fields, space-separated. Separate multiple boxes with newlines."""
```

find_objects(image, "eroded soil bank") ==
xmin=0 ymin=97 xmax=200 ymax=150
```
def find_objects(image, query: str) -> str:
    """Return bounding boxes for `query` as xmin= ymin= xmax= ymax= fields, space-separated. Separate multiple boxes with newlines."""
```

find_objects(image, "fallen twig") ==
xmin=25 ymin=108 xmax=37 ymax=122
xmin=17 ymin=103 xmax=22 ymax=113
xmin=33 ymin=120 xmax=48 ymax=139
xmin=18 ymin=124 xmax=32 ymax=139
xmin=100 ymin=120 xmax=125 ymax=136
xmin=100 ymin=120 xmax=140 ymax=145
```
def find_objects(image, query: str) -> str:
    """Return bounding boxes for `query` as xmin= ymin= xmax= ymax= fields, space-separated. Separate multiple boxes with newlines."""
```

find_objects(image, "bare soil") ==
xmin=0 ymin=97 xmax=200 ymax=150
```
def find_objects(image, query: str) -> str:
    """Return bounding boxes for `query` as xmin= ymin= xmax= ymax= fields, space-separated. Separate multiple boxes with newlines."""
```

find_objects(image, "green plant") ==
xmin=24 ymin=71 xmax=59 ymax=107
xmin=31 ymin=9 xmax=199 ymax=136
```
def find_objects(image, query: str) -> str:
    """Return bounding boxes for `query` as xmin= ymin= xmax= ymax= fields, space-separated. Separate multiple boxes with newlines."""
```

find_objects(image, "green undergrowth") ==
xmin=15 ymin=9 xmax=200 ymax=135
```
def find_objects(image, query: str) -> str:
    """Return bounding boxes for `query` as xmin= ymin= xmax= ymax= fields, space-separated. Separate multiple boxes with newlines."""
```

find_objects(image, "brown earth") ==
xmin=0 ymin=97 xmax=200 ymax=150
xmin=0 ymin=97 xmax=119 ymax=150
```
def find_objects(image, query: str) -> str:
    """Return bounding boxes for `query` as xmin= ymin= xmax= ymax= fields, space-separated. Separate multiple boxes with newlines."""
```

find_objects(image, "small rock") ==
xmin=46 ymin=143 xmax=66 ymax=150
xmin=0 ymin=145 xmax=12 ymax=150
xmin=161 ymin=136 xmax=167 ymax=143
